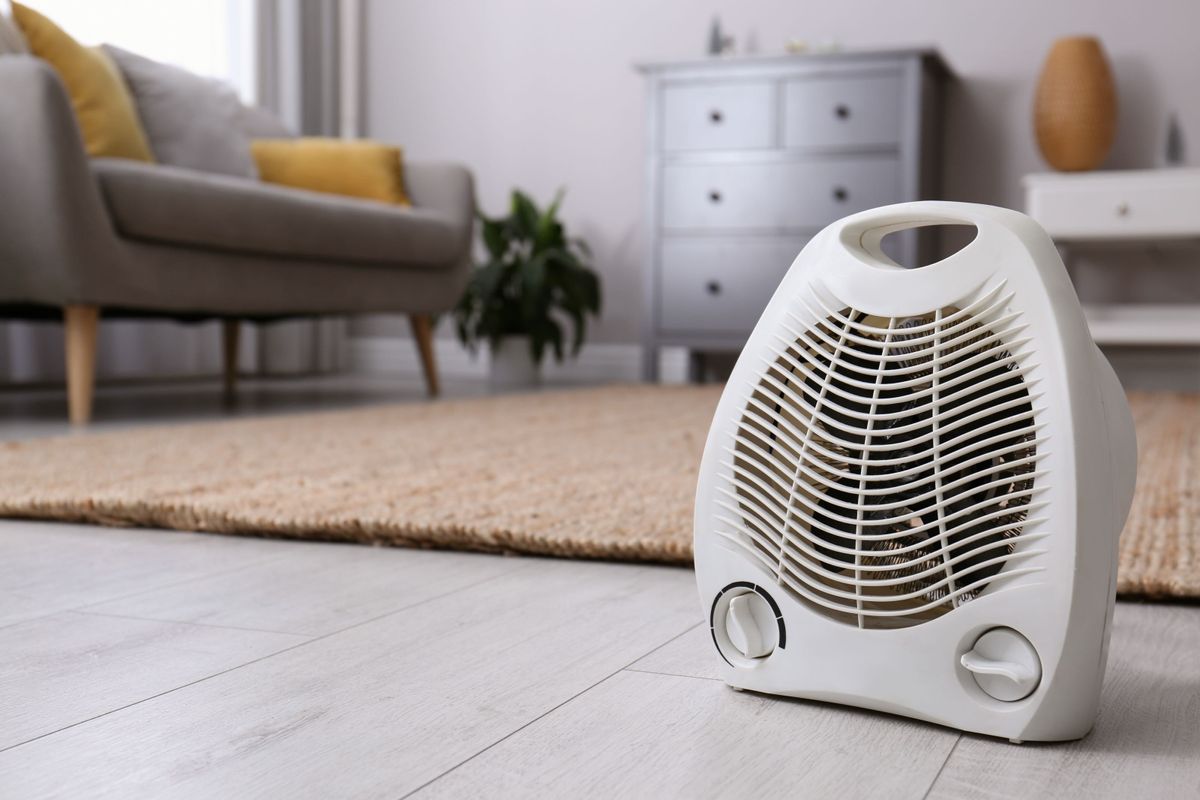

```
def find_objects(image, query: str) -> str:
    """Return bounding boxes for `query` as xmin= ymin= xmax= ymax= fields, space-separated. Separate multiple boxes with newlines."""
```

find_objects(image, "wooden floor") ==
xmin=0 ymin=375 xmax=1197 ymax=799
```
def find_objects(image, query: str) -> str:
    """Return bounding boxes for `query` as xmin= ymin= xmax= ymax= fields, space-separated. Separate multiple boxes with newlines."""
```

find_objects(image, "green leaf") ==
xmin=511 ymin=190 xmax=540 ymax=239
xmin=535 ymin=189 xmax=566 ymax=250
xmin=545 ymin=188 xmax=564 ymax=221
xmin=580 ymin=268 xmax=601 ymax=312
xmin=475 ymin=260 xmax=509 ymax=302
xmin=519 ymin=253 xmax=548 ymax=324
xmin=480 ymin=217 xmax=507 ymax=260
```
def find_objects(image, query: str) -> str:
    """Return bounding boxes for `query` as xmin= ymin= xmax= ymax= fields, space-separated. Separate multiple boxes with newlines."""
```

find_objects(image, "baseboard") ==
xmin=347 ymin=337 xmax=689 ymax=385
xmin=348 ymin=335 xmax=481 ymax=380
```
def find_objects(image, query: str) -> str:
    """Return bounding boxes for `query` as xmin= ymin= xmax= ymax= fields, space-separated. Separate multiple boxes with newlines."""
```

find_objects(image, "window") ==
xmin=21 ymin=0 xmax=256 ymax=101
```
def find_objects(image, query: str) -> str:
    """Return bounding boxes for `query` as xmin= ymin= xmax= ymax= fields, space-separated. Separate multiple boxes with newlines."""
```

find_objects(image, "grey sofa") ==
xmin=0 ymin=56 xmax=474 ymax=422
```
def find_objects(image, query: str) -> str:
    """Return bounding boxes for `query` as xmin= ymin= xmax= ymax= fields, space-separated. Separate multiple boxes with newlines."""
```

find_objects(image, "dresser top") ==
xmin=1024 ymin=168 xmax=1200 ymax=190
xmin=636 ymin=48 xmax=950 ymax=78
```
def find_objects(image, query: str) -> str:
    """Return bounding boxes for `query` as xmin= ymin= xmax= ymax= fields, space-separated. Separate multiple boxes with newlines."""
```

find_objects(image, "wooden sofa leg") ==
xmin=222 ymin=319 xmax=240 ymax=401
xmin=63 ymin=305 xmax=99 ymax=425
xmin=409 ymin=314 xmax=440 ymax=397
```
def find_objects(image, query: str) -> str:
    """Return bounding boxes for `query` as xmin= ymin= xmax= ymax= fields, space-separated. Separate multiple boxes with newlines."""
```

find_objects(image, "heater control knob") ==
xmin=725 ymin=592 xmax=778 ymax=659
xmin=961 ymin=627 xmax=1042 ymax=702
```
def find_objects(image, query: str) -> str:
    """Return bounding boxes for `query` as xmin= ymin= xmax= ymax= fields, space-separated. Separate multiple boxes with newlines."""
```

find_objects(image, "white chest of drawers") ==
xmin=638 ymin=50 xmax=948 ymax=379
xmin=1024 ymin=168 xmax=1200 ymax=346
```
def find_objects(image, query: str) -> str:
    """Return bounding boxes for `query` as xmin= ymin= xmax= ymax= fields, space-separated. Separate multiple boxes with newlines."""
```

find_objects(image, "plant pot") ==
xmin=489 ymin=337 xmax=542 ymax=391
xmin=1034 ymin=36 xmax=1117 ymax=172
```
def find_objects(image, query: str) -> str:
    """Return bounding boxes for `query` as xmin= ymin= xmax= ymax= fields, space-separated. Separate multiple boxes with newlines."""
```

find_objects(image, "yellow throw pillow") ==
xmin=251 ymin=138 xmax=411 ymax=207
xmin=12 ymin=3 xmax=153 ymax=162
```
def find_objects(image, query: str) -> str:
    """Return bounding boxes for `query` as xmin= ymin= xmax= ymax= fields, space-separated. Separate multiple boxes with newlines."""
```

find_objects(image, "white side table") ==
xmin=1024 ymin=168 xmax=1200 ymax=346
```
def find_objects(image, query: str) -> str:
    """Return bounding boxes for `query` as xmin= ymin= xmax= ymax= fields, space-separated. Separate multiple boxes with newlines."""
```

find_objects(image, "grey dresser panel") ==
xmin=658 ymin=237 xmax=808 ymax=333
xmin=640 ymin=50 xmax=944 ymax=377
xmin=783 ymin=72 xmax=903 ymax=149
xmin=661 ymin=156 xmax=902 ymax=231
xmin=661 ymin=81 xmax=775 ymax=152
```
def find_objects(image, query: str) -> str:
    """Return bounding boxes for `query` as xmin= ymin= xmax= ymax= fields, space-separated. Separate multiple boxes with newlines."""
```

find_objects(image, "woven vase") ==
xmin=1034 ymin=37 xmax=1117 ymax=171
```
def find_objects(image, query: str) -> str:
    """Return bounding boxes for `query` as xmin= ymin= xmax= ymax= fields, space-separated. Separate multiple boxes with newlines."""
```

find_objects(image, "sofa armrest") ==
xmin=0 ymin=56 xmax=124 ymax=306
xmin=403 ymin=161 xmax=475 ymax=280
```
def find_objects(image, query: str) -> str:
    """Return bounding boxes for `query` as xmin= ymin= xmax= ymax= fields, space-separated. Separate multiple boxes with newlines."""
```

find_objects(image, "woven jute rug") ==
xmin=0 ymin=386 xmax=1194 ymax=598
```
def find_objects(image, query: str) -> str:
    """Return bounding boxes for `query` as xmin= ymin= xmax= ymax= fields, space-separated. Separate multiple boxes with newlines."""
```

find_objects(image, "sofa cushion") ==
xmin=92 ymin=159 xmax=460 ymax=267
xmin=237 ymin=103 xmax=294 ymax=139
xmin=103 ymin=45 xmax=257 ymax=179
xmin=252 ymin=138 xmax=411 ymax=206
xmin=11 ymin=3 xmax=154 ymax=162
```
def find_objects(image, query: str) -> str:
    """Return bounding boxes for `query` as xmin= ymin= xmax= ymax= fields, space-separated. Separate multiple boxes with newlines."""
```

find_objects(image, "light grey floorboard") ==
xmin=411 ymin=668 xmax=960 ymax=799
xmin=84 ymin=542 xmax=524 ymax=636
xmin=0 ymin=611 xmax=305 ymax=750
xmin=927 ymin=602 xmax=1200 ymax=800
xmin=628 ymin=621 xmax=721 ymax=680
xmin=0 ymin=559 xmax=699 ymax=799
xmin=0 ymin=521 xmax=287 ymax=629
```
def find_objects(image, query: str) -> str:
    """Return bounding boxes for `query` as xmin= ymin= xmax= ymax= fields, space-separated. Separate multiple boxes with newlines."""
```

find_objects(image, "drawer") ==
xmin=658 ymin=237 xmax=807 ymax=333
xmin=661 ymin=156 xmax=901 ymax=231
xmin=1025 ymin=170 xmax=1200 ymax=239
xmin=783 ymin=73 xmax=903 ymax=149
xmin=660 ymin=81 xmax=774 ymax=152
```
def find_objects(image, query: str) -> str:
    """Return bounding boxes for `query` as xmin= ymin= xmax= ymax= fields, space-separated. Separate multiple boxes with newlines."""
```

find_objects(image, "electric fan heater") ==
xmin=694 ymin=201 xmax=1137 ymax=742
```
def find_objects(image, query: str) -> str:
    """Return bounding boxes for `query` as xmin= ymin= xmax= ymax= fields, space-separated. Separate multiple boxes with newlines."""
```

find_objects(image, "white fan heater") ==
xmin=694 ymin=201 xmax=1137 ymax=742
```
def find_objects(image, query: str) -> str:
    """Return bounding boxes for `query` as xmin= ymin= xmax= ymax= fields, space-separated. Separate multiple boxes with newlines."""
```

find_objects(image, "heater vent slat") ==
xmin=724 ymin=282 xmax=1045 ymax=628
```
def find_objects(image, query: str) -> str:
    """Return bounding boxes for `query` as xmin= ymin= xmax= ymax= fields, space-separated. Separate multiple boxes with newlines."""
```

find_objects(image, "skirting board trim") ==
xmin=347 ymin=337 xmax=1200 ymax=391
xmin=348 ymin=337 xmax=689 ymax=385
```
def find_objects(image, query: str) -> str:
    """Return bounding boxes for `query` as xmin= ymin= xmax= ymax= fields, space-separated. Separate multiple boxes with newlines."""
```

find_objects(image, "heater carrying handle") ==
xmin=814 ymin=200 xmax=1063 ymax=321
xmin=832 ymin=201 xmax=1034 ymax=273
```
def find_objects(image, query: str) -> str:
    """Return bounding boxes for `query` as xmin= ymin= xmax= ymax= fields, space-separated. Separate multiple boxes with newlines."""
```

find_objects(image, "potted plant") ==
xmin=455 ymin=189 xmax=602 ymax=389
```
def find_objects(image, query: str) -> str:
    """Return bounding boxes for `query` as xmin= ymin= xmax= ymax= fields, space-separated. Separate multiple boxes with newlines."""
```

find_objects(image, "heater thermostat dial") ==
xmin=961 ymin=627 xmax=1042 ymax=702
xmin=710 ymin=583 xmax=785 ymax=665
xmin=725 ymin=592 xmax=778 ymax=658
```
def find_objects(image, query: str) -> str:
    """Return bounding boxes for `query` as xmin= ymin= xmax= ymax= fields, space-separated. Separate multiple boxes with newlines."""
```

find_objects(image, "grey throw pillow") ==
xmin=0 ymin=0 xmax=30 ymax=56
xmin=236 ymin=102 xmax=295 ymax=139
xmin=103 ymin=45 xmax=257 ymax=179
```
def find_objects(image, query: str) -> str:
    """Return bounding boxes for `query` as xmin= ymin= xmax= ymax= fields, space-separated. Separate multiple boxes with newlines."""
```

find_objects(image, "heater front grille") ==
xmin=717 ymin=283 xmax=1046 ymax=629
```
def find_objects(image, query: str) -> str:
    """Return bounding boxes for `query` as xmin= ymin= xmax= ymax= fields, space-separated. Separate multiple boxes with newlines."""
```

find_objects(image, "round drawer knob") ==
xmin=709 ymin=109 xmax=723 ymax=124
xmin=705 ymin=280 xmax=722 ymax=296
xmin=1116 ymin=202 xmax=1130 ymax=217
xmin=832 ymin=186 xmax=849 ymax=202
xmin=834 ymin=104 xmax=851 ymax=120
xmin=708 ymin=190 xmax=723 ymax=204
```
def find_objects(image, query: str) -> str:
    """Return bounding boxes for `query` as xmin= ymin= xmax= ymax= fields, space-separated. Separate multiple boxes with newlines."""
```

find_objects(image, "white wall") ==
xmin=361 ymin=0 xmax=1200 ymax=343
